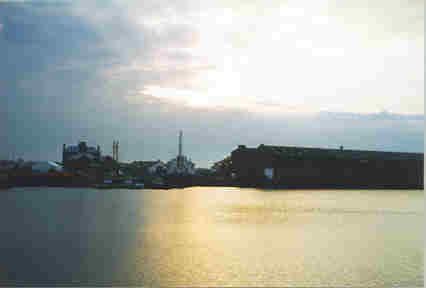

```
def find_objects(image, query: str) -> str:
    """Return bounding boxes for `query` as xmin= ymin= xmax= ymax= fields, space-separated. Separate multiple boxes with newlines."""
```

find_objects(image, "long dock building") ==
xmin=231 ymin=144 xmax=424 ymax=189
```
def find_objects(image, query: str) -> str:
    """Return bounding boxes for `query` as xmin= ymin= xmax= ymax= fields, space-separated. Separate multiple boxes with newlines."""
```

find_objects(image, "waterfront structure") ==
xmin=31 ymin=161 xmax=63 ymax=173
xmin=0 ymin=160 xmax=17 ymax=170
xmin=62 ymin=141 xmax=101 ymax=171
xmin=63 ymin=141 xmax=101 ymax=162
xmin=231 ymin=144 xmax=424 ymax=189
xmin=166 ymin=131 xmax=195 ymax=175
xmin=128 ymin=160 xmax=166 ymax=176
xmin=166 ymin=157 xmax=195 ymax=175
xmin=146 ymin=161 xmax=166 ymax=174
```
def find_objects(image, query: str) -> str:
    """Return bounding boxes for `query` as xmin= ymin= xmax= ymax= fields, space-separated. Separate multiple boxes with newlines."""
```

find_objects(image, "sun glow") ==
xmin=142 ymin=5 xmax=332 ymax=113
xmin=143 ymin=68 xmax=242 ymax=108
xmin=138 ymin=0 xmax=423 ymax=115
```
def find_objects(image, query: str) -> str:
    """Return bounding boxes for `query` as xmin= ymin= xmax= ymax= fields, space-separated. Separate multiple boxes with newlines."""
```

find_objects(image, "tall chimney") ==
xmin=179 ymin=130 xmax=183 ymax=157
xmin=112 ymin=141 xmax=115 ymax=161
xmin=62 ymin=144 xmax=66 ymax=164
xmin=116 ymin=141 xmax=119 ymax=162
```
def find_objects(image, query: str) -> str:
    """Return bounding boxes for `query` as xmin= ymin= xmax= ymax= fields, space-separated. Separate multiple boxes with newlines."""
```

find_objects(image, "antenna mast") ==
xmin=179 ymin=130 xmax=183 ymax=157
xmin=112 ymin=140 xmax=120 ymax=162
xmin=116 ymin=141 xmax=119 ymax=163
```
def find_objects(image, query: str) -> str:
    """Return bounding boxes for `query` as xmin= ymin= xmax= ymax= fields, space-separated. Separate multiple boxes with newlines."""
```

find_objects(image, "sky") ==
xmin=1 ymin=0 xmax=424 ymax=168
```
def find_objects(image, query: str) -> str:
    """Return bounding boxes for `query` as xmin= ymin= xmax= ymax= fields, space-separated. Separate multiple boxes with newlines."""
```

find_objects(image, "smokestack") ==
xmin=113 ymin=141 xmax=117 ymax=161
xmin=178 ymin=130 xmax=183 ymax=157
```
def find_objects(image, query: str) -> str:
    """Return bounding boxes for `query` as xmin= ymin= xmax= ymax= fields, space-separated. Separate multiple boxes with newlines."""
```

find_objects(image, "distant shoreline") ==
xmin=2 ymin=184 xmax=423 ymax=191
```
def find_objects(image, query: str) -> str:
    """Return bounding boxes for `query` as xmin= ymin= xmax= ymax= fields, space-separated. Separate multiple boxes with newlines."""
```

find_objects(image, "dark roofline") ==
xmin=261 ymin=144 xmax=423 ymax=155
xmin=235 ymin=144 xmax=423 ymax=161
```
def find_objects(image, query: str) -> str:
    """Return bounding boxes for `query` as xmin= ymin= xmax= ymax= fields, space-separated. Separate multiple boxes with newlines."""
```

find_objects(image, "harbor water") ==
xmin=0 ymin=187 xmax=423 ymax=286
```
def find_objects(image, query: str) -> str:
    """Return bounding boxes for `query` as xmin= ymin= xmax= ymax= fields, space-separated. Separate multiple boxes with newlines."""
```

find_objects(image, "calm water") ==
xmin=0 ymin=187 xmax=423 ymax=287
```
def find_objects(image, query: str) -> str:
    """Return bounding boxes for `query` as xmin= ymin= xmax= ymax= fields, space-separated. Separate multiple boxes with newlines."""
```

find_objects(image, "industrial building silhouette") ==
xmin=231 ymin=144 xmax=424 ymax=189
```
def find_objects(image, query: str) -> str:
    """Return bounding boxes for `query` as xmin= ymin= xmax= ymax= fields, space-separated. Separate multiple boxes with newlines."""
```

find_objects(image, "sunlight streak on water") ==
xmin=0 ymin=187 xmax=423 ymax=286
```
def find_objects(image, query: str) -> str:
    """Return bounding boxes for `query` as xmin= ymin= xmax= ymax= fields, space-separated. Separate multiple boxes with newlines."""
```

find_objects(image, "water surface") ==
xmin=0 ymin=187 xmax=423 ymax=286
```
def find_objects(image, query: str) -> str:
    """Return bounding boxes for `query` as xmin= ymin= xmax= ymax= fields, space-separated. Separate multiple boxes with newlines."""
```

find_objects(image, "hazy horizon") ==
xmin=1 ymin=0 xmax=424 ymax=168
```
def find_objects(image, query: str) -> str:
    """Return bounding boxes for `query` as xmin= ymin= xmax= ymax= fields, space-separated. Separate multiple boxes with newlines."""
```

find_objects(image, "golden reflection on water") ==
xmin=125 ymin=188 xmax=423 ymax=287
xmin=0 ymin=187 xmax=422 ymax=286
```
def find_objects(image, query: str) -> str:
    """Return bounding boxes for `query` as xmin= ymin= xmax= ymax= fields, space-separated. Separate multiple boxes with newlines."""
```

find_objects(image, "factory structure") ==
xmin=231 ymin=144 xmax=424 ymax=189
xmin=165 ymin=131 xmax=196 ymax=175
xmin=60 ymin=131 xmax=195 ymax=174
xmin=63 ymin=141 xmax=101 ymax=162
xmin=62 ymin=141 xmax=101 ymax=171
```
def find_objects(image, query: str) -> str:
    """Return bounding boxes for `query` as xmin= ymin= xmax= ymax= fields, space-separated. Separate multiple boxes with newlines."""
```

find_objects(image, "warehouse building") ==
xmin=231 ymin=144 xmax=424 ymax=189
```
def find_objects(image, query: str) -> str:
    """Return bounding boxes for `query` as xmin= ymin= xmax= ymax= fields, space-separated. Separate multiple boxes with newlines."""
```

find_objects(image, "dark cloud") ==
xmin=1 ymin=1 xmax=111 ymax=159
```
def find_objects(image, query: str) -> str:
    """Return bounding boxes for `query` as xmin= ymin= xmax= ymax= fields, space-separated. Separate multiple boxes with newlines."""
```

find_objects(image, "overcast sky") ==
xmin=1 ymin=0 xmax=424 ymax=167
